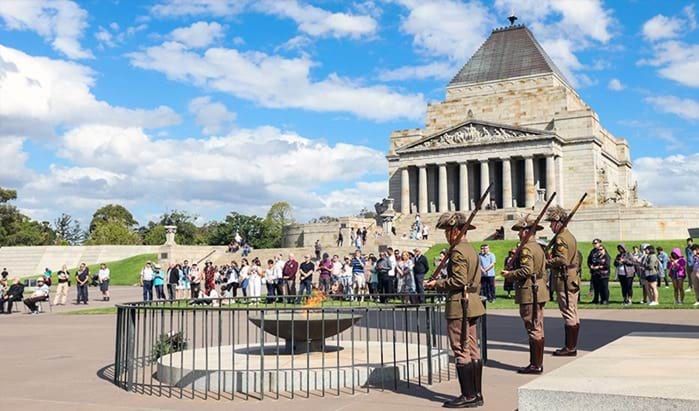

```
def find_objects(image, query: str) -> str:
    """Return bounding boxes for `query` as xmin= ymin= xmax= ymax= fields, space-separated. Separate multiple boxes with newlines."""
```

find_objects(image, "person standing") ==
xmin=265 ymin=259 xmax=276 ymax=303
xmin=98 ymin=263 xmax=110 ymax=302
xmin=503 ymin=249 xmax=516 ymax=298
xmin=501 ymin=215 xmax=549 ymax=374
xmin=167 ymin=263 xmax=180 ymax=300
xmin=657 ymin=247 xmax=669 ymax=288
xmin=318 ymin=253 xmax=333 ymax=294
xmin=53 ymin=265 xmax=71 ymax=306
xmin=282 ymin=253 xmax=299 ymax=298
xmin=76 ymin=263 xmax=90 ymax=304
xmin=685 ymin=238 xmax=695 ymax=292
xmin=412 ymin=248 xmax=429 ymax=304
xmin=314 ymin=240 xmax=322 ymax=261
xmin=587 ymin=239 xmax=604 ymax=304
xmin=425 ymin=212 xmax=484 ymax=408
xmin=595 ymin=247 xmax=611 ymax=304
xmin=690 ymin=245 xmax=699 ymax=306
xmin=545 ymin=206 xmax=581 ymax=357
xmin=153 ymin=264 xmax=166 ymax=300
xmin=298 ymin=255 xmax=315 ymax=301
xmin=478 ymin=244 xmax=496 ymax=303
xmin=614 ymin=244 xmax=636 ymax=305
xmin=337 ymin=228 xmax=343 ymax=247
xmin=388 ymin=247 xmax=398 ymax=294
xmin=375 ymin=251 xmax=391 ymax=303
xmin=641 ymin=245 xmax=660 ymax=305
xmin=238 ymin=259 xmax=249 ymax=297
xmin=140 ymin=261 xmax=154 ymax=301
xmin=668 ymin=248 xmax=686 ymax=304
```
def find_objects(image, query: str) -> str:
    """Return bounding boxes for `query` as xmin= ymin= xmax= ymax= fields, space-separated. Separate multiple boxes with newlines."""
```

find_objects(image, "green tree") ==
xmin=53 ymin=213 xmax=85 ymax=245
xmin=264 ymin=202 xmax=294 ymax=248
xmin=86 ymin=219 xmax=141 ymax=245
xmin=142 ymin=224 xmax=166 ymax=245
xmin=204 ymin=212 xmax=277 ymax=249
xmin=89 ymin=204 xmax=138 ymax=233
xmin=0 ymin=187 xmax=55 ymax=246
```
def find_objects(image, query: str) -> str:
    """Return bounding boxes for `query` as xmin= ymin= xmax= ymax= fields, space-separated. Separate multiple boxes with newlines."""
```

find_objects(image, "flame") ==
xmin=304 ymin=289 xmax=327 ymax=308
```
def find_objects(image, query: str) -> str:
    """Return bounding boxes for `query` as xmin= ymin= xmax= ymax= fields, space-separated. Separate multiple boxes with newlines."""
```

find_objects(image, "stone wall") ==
xmin=282 ymin=217 xmax=377 ymax=248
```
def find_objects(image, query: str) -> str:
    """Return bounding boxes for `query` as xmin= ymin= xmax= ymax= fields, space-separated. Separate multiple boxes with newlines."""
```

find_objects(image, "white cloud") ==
xmin=256 ymin=0 xmax=377 ymax=39
xmin=95 ymin=22 xmax=148 ymax=49
xmin=188 ymin=96 xmax=236 ymax=135
xmin=639 ymin=41 xmax=699 ymax=88
xmin=397 ymin=0 xmax=493 ymax=62
xmin=0 ymin=45 xmax=180 ymax=139
xmin=0 ymin=137 xmax=32 ymax=186
xmin=645 ymin=95 xmax=699 ymax=120
xmin=378 ymin=61 xmax=456 ymax=81
xmin=0 ymin=0 xmax=92 ymax=59
xmin=9 ymin=124 xmax=387 ymax=222
xmin=643 ymin=5 xmax=697 ymax=42
xmin=608 ymin=78 xmax=624 ymax=91
xmin=128 ymin=42 xmax=425 ymax=121
xmin=634 ymin=154 xmax=699 ymax=206
xmin=642 ymin=14 xmax=684 ymax=42
xmin=151 ymin=0 xmax=247 ymax=17
xmin=170 ymin=21 xmax=224 ymax=48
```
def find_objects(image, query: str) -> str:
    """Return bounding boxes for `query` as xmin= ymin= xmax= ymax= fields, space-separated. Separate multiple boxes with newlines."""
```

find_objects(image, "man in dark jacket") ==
xmin=0 ymin=278 xmax=25 ymax=314
xmin=412 ymin=248 xmax=429 ymax=303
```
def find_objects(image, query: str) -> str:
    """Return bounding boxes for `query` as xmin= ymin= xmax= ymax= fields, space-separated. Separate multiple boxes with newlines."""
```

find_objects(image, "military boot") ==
xmin=473 ymin=359 xmax=484 ymax=406
xmin=553 ymin=325 xmax=578 ymax=356
xmin=518 ymin=338 xmax=544 ymax=374
xmin=443 ymin=362 xmax=480 ymax=408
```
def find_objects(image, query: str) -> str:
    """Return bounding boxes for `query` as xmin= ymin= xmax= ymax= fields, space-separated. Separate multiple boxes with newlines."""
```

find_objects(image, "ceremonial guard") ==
xmin=426 ymin=212 xmax=485 ymax=408
xmin=546 ymin=205 xmax=581 ymax=356
xmin=501 ymin=215 xmax=549 ymax=374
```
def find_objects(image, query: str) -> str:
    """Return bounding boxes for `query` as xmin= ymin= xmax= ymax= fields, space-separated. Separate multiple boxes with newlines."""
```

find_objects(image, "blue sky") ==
xmin=0 ymin=0 xmax=698 ymax=226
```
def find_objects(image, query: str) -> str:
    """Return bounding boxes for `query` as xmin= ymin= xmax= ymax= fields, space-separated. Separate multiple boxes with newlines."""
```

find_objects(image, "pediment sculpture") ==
xmin=411 ymin=123 xmax=540 ymax=149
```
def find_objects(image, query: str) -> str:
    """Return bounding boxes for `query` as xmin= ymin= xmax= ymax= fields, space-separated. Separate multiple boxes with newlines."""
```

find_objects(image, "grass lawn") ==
xmin=424 ymin=239 xmax=688 ymax=281
xmin=32 ymin=253 xmax=157 ymax=286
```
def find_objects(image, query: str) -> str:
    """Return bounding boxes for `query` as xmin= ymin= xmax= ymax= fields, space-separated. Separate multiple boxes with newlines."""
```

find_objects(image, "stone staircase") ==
xmin=393 ymin=209 xmax=510 ymax=242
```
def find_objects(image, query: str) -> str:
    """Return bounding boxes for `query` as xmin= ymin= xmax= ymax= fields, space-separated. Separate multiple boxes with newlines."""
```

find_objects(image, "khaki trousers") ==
xmin=53 ymin=282 xmax=69 ymax=305
xmin=519 ymin=303 xmax=545 ymax=340
xmin=556 ymin=290 xmax=579 ymax=326
xmin=447 ymin=318 xmax=480 ymax=364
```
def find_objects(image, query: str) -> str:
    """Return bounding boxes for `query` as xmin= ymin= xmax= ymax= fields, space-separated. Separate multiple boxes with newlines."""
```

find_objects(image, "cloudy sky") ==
xmin=0 ymin=0 xmax=697 ymax=226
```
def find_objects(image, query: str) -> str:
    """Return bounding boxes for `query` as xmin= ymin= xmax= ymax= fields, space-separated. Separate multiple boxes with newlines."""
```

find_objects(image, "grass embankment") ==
xmin=37 ymin=253 xmax=157 ymax=286
xmin=423 ymin=239 xmax=694 ymax=310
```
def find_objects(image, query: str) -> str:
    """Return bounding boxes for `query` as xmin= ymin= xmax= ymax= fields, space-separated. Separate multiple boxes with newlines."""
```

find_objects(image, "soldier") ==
xmin=545 ymin=205 xmax=581 ymax=356
xmin=425 ymin=212 xmax=485 ymax=409
xmin=501 ymin=215 xmax=549 ymax=374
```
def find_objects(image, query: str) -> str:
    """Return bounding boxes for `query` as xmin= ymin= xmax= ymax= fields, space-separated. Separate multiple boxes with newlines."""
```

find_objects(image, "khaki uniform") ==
xmin=509 ymin=239 xmax=549 ymax=340
xmin=436 ymin=239 xmax=484 ymax=364
xmin=549 ymin=228 xmax=580 ymax=327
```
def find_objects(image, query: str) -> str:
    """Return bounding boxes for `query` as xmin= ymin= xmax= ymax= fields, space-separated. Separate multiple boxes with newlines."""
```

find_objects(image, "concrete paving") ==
xmin=1 ymin=286 xmax=698 ymax=410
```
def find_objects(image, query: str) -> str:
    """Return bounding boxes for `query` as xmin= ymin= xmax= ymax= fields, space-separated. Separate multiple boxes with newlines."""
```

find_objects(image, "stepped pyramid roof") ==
xmin=449 ymin=24 xmax=572 ymax=88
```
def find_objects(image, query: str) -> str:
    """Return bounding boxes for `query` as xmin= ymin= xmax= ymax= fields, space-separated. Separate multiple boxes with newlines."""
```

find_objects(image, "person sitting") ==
xmin=24 ymin=277 xmax=50 ymax=314
xmin=1 ymin=278 xmax=25 ymax=314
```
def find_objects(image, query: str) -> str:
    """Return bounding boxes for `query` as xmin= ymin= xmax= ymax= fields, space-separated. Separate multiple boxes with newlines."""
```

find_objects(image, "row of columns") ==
xmin=400 ymin=156 xmax=559 ymax=214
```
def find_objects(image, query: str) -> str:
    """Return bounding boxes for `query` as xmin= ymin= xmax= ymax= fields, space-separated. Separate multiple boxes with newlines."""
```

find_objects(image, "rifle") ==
xmin=546 ymin=193 xmax=588 ymax=309
xmin=506 ymin=193 xmax=556 ymax=321
xmin=429 ymin=183 xmax=492 ymax=349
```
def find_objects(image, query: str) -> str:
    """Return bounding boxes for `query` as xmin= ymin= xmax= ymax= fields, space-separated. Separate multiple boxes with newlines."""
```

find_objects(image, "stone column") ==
xmin=555 ymin=156 xmax=564 ymax=206
xmin=546 ymin=156 xmax=556 ymax=201
xmin=438 ymin=164 xmax=448 ymax=212
xmin=459 ymin=162 xmax=469 ymax=211
xmin=502 ymin=158 xmax=512 ymax=208
xmin=418 ymin=165 xmax=428 ymax=214
xmin=401 ymin=167 xmax=410 ymax=214
xmin=480 ymin=160 xmax=490 ymax=206
xmin=524 ymin=156 xmax=535 ymax=207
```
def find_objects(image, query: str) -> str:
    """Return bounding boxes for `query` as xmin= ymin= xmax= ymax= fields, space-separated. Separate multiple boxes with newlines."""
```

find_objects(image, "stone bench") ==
xmin=519 ymin=332 xmax=699 ymax=411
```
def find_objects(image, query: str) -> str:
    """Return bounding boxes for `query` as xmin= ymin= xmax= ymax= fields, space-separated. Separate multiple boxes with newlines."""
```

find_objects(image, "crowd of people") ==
xmin=139 ymin=247 xmax=434 ymax=305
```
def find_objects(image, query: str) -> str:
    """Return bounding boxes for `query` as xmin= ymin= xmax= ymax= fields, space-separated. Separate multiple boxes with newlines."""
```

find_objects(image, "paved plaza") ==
xmin=1 ymin=286 xmax=697 ymax=410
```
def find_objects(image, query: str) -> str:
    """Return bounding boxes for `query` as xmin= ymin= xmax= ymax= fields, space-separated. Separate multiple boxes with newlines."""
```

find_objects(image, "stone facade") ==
xmin=388 ymin=25 xmax=633 ymax=213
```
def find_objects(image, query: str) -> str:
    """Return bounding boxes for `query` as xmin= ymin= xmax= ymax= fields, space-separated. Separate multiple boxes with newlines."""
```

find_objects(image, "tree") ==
xmin=142 ymin=224 xmax=166 ymax=245
xmin=86 ymin=218 xmax=141 ymax=245
xmin=356 ymin=207 xmax=377 ymax=219
xmin=53 ymin=213 xmax=85 ymax=245
xmin=264 ymin=202 xmax=295 ymax=248
xmin=204 ymin=212 xmax=277 ymax=249
xmin=0 ymin=186 xmax=55 ymax=246
xmin=308 ymin=216 xmax=340 ymax=224
xmin=89 ymin=204 xmax=138 ymax=233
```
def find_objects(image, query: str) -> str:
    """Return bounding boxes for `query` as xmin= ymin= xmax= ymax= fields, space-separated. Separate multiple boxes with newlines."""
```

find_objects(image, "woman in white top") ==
xmin=264 ymin=259 xmax=276 ymax=304
xmin=340 ymin=257 xmax=353 ymax=297
xmin=238 ymin=258 xmax=250 ymax=297
xmin=98 ymin=263 xmax=110 ymax=301
xmin=248 ymin=264 xmax=262 ymax=303
xmin=331 ymin=255 xmax=343 ymax=283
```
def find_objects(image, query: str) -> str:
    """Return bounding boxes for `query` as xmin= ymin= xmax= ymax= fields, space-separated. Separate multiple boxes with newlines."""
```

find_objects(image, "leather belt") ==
xmin=465 ymin=286 xmax=478 ymax=293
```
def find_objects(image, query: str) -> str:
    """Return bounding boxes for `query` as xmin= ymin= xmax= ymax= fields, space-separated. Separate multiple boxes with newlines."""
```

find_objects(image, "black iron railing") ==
xmin=113 ymin=294 xmax=487 ymax=400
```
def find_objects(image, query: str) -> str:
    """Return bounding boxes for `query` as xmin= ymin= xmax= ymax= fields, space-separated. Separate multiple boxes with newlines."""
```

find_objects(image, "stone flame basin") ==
xmin=248 ymin=311 xmax=364 ymax=353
